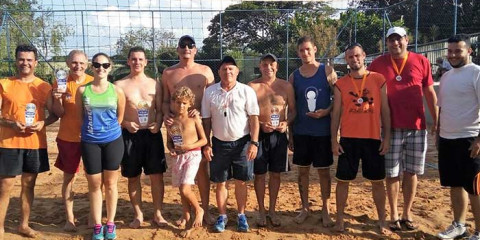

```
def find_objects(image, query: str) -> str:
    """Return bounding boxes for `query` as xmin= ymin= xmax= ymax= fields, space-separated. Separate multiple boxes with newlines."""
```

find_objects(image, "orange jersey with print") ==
xmin=335 ymin=72 xmax=386 ymax=140
xmin=53 ymin=74 xmax=93 ymax=142
xmin=0 ymin=77 xmax=52 ymax=149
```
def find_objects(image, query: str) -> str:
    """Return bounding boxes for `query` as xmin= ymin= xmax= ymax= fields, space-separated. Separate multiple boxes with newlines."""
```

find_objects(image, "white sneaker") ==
xmin=437 ymin=221 xmax=467 ymax=239
xmin=469 ymin=232 xmax=480 ymax=240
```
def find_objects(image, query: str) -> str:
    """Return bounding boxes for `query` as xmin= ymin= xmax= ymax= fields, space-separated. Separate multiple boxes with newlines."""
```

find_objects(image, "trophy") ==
xmin=25 ymin=103 xmax=36 ymax=127
xmin=137 ymin=100 xmax=149 ymax=127
xmin=169 ymin=121 xmax=183 ymax=147
xmin=270 ymin=106 xmax=280 ymax=127
xmin=56 ymin=69 xmax=68 ymax=93
xmin=306 ymin=90 xmax=317 ymax=112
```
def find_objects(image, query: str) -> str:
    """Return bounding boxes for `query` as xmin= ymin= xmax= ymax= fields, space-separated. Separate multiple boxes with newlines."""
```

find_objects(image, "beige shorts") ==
xmin=172 ymin=149 xmax=202 ymax=187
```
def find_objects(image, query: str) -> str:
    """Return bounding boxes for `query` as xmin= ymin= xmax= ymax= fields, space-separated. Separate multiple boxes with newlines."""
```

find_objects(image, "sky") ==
xmin=32 ymin=0 xmax=350 ymax=57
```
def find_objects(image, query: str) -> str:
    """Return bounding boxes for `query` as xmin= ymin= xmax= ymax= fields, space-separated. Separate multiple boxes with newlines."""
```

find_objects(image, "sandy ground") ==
xmin=2 ymin=123 xmax=473 ymax=240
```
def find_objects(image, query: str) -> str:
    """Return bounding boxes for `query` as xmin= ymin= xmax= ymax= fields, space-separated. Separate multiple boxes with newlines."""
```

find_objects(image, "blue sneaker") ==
xmin=214 ymin=216 xmax=227 ymax=232
xmin=237 ymin=214 xmax=249 ymax=232
xmin=104 ymin=223 xmax=117 ymax=240
xmin=92 ymin=225 xmax=104 ymax=240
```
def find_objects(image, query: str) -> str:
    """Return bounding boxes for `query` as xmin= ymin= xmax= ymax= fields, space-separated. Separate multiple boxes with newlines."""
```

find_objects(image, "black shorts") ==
xmin=0 ymin=148 xmax=49 ymax=176
xmin=335 ymin=138 xmax=385 ymax=181
xmin=210 ymin=135 xmax=254 ymax=183
xmin=254 ymin=131 xmax=290 ymax=175
xmin=438 ymin=137 xmax=480 ymax=195
xmin=81 ymin=137 xmax=124 ymax=175
xmin=292 ymin=135 xmax=333 ymax=168
xmin=121 ymin=129 xmax=167 ymax=178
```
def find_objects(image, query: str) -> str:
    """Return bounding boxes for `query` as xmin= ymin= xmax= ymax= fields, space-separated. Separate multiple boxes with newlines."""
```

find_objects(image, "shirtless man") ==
xmin=162 ymin=35 xmax=215 ymax=225
xmin=248 ymin=53 xmax=296 ymax=227
xmin=114 ymin=46 xmax=167 ymax=228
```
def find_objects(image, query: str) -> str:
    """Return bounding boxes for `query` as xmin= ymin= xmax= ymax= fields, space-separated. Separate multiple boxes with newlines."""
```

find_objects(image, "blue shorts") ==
xmin=209 ymin=135 xmax=254 ymax=183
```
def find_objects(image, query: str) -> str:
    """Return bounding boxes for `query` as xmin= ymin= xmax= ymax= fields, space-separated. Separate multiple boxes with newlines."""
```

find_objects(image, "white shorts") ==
xmin=172 ymin=150 xmax=202 ymax=187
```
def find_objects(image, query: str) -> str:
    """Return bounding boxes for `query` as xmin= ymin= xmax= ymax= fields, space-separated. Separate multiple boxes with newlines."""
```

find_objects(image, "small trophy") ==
xmin=306 ymin=90 xmax=317 ymax=112
xmin=137 ymin=101 xmax=149 ymax=127
xmin=56 ymin=69 xmax=68 ymax=93
xmin=25 ymin=103 xmax=36 ymax=127
xmin=169 ymin=122 xmax=183 ymax=147
xmin=270 ymin=106 xmax=280 ymax=127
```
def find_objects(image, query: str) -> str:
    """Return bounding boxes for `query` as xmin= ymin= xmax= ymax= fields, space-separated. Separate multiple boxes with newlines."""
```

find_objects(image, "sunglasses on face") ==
xmin=179 ymin=43 xmax=195 ymax=49
xmin=92 ymin=62 xmax=111 ymax=69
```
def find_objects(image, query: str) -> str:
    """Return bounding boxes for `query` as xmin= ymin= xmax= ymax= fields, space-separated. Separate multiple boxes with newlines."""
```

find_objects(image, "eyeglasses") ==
xmin=179 ymin=43 xmax=195 ymax=49
xmin=92 ymin=62 xmax=111 ymax=69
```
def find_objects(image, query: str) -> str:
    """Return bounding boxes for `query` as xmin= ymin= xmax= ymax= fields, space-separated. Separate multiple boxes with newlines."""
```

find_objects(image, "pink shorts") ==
xmin=54 ymin=138 xmax=82 ymax=174
xmin=172 ymin=149 xmax=202 ymax=187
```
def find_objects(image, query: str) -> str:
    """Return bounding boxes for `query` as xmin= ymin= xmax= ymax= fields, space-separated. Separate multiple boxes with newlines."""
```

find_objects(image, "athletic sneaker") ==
xmin=92 ymin=225 xmax=105 ymax=240
xmin=469 ymin=232 xmax=480 ymax=240
xmin=437 ymin=221 xmax=467 ymax=239
xmin=237 ymin=214 xmax=249 ymax=232
xmin=214 ymin=216 xmax=228 ymax=233
xmin=104 ymin=223 xmax=117 ymax=240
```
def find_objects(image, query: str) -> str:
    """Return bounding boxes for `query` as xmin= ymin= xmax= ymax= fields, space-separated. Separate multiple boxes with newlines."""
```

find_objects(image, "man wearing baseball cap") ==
xmin=248 ymin=53 xmax=296 ymax=227
xmin=202 ymin=55 xmax=260 ymax=232
xmin=368 ymin=26 xmax=438 ymax=231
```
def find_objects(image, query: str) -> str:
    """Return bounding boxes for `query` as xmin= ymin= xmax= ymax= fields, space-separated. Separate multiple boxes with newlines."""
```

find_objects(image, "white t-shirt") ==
xmin=201 ymin=82 xmax=259 ymax=142
xmin=438 ymin=63 xmax=480 ymax=139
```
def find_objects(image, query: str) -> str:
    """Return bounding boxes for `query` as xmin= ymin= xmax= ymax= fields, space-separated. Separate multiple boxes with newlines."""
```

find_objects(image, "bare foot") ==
xmin=378 ymin=221 xmax=393 ymax=235
xmin=18 ymin=226 xmax=38 ymax=238
xmin=193 ymin=208 xmax=204 ymax=228
xmin=154 ymin=214 xmax=168 ymax=227
xmin=267 ymin=213 xmax=281 ymax=227
xmin=256 ymin=212 xmax=267 ymax=227
xmin=203 ymin=212 xmax=215 ymax=225
xmin=321 ymin=212 xmax=334 ymax=227
xmin=294 ymin=210 xmax=309 ymax=224
xmin=0 ymin=228 xmax=5 ymax=240
xmin=129 ymin=218 xmax=143 ymax=229
xmin=175 ymin=217 xmax=187 ymax=228
xmin=63 ymin=221 xmax=77 ymax=232
xmin=333 ymin=220 xmax=345 ymax=233
xmin=180 ymin=229 xmax=192 ymax=238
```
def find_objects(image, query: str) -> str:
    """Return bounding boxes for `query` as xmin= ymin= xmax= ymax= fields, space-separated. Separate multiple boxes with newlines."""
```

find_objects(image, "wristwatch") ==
xmin=250 ymin=141 xmax=259 ymax=147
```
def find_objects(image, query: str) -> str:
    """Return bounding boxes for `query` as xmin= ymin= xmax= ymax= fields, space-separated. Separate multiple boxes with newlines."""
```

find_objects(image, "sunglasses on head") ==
xmin=92 ymin=62 xmax=111 ymax=69
xmin=179 ymin=43 xmax=195 ymax=49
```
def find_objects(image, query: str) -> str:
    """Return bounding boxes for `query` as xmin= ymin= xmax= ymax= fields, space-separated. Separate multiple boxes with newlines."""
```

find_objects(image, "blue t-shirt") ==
xmin=292 ymin=64 xmax=331 ymax=136
xmin=81 ymin=82 xmax=121 ymax=143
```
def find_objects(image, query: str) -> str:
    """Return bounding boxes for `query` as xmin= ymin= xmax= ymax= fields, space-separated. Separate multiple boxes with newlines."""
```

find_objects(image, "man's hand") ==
xmin=188 ymin=109 xmax=200 ymax=118
xmin=469 ymin=138 xmax=480 ymax=158
xmin=306 ymin=108 xmax=329 ymax=119
xmin=331 ymin=140 xmax=344 ymax=156
xmin=246 ymin=144 xmax=258 ymax=161
xmin=12 ymin=121 xmax=27 ymax=133
xmin=275 ymin=121 xmax=288 ymax=133
xmin=288 ymin=138 xmax=294 ymax=151
xmin=261 ymin=122 xmax=275 ymax=133
xmin=203 ymin=145 xmax=213 ymax=161
xmin=52 ymin=88 xmax=63 ymax=101
xmin=379 ymin=139 xmax=390 ymax=155
xmin=163 ymin=112 xmax=175 ymax=127
xmin=148 ymin=122 xmax=160 ymax=134
xmin=26 ymin=121 xmax=45 ymax=132
xmin=124 ymin=121 xmax=140 ymax=133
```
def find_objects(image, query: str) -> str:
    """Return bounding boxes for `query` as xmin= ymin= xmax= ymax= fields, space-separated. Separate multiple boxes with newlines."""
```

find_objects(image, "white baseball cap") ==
xmin=386 ymin=27 xmax=407 ymax=38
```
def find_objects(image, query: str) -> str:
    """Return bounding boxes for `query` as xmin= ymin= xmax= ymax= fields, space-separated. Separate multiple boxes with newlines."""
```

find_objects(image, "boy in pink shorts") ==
xmin=167 ymin=86 xmax=207 ymax=238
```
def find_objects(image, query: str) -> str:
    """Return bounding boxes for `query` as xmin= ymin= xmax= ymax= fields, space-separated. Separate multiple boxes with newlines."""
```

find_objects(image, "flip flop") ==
xmin=389 ymin=220 xmax=402 ymax=231
xmin=401 ymin=219 xmax=417 ymax=231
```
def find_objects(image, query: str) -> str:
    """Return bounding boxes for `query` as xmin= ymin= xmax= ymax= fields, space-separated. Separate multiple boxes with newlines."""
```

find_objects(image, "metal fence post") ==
xmin=81 ymin=11 xmax=86 ymax=55
xmin=5 ymin=11 xmax=12 ymax=75
xmin=286 ymin=9 xmax=289 ymax=80
xmin=152 ymin=11 xmax=157 ymax=79
xmin=382 ymin=8 xmax=386 ymax=54
xmin=454 ymin=0 xmax=458 ymax=35
xmin=219 ymin=11 xmax=223 ymax=59
xmin=354 ymin=9 xmax=357 ymax=43
xmin=415 ymin=0 xmax=419 ymax=52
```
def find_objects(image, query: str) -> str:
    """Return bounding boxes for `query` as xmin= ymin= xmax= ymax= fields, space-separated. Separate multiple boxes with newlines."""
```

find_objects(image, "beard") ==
xmin=449 ymin=58 xmax=467 ymax=68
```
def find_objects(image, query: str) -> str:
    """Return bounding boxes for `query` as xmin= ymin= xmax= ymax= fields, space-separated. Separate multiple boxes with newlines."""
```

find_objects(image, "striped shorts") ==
xmin=385 ymin=129 xmax=427 ymax=178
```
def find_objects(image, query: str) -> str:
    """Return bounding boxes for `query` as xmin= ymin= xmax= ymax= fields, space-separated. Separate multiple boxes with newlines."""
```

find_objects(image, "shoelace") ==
xmin=106 ymin=224 xmax=115 ymax=234
xmin=94 ymin=225 xmax=102 ymax=235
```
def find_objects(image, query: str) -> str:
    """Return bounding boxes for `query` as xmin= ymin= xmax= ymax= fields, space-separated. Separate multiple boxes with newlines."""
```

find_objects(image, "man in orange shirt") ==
xmin=0 ymin=45 xmax=57 ymax=239
xmin=330 ymin=43 xmax=391 ymax=234
xmin=52 ymin=50 xmax=93 ymax=231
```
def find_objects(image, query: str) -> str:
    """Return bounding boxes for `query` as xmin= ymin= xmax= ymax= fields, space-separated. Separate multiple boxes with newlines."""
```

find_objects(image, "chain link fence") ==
xmin=0 ymin=0 xmax=479 ymax=83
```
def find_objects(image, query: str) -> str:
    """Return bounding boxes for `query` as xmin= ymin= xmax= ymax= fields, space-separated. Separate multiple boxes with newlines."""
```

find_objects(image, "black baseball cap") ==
xmin=178 ymin=35 xmax=196 ymax=45
xmin=220 ymin=56 xmax=237 ymax=66
xmin=260 ymin=53 xmax=278 ymax=62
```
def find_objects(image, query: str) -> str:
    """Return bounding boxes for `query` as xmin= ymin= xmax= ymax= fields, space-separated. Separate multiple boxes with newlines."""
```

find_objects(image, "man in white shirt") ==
xmin=201 ymin=56 xmax=259 ymax=233
xmin=437 ymin=34 xmax=480 ymax=240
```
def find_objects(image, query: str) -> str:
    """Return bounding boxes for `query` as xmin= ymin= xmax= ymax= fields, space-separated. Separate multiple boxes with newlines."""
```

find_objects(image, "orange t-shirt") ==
xmin=0 ymin=77 xmax=52 ymax=149
xmin=53 ymin=74 xmax=93 ymax=142
xmin=335 ymin=72 xmax=386 ymax=140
